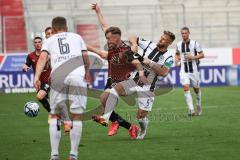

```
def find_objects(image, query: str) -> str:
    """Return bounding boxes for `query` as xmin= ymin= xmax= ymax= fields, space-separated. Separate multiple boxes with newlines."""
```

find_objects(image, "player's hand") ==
xmin=91 ymin=3 xmax=100 ymax=13
xmin=131 ymin=45 xmax=138 ymax=53
xmin=143 ymin=58 xmax=151 ymax=65
xmin=22 ymin=64 xmax=30 ymax=72
xmin=185 ymin=53 xmax=195 ymax=61
xmin=138 ymin=70 xmax=149 ymax=85
xmin=139 ymin=75 xmax=149 ymax=85
xmin=34 ymin=79 xmax=41 ymax=91
xmin=99 ymin=50 xmax=108 ymax=59
xmin=175 ymin=59 xmax=181 ymax=66
xmin=84 ymin=71 xmax=92 ymax=85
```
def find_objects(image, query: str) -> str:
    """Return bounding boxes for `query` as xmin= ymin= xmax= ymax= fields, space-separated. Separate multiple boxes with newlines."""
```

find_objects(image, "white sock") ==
xmin=138 ymin=117 xmax=149 ymax=133
xmin=70 ymin=121 xmax=82 ymax=157
xmin=49 ymin=118 xmax=61 ymax=156
xmin=184 ymin=90 xmax=194 ymax=112
xmin=196 ymin=90 xmax=201 ymax=107
xmin=102 ymin=88 xmax=118 ymax=122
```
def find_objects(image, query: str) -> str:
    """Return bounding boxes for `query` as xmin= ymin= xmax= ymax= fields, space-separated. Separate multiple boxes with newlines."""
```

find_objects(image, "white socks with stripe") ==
xmin=196 ymin=90 xmax=201 ymax=107
xmin=49 ymin=118 xmax=61 ymax=157
xmin=138 ymin=117 xmax=149 ymax=133
xmin=70 ymin=121 xmax=83 ymax=157
xmin=101 ymin=88 xmax=119 ymax=122
xmin=184 ymin=90 xmax=194 ymax=112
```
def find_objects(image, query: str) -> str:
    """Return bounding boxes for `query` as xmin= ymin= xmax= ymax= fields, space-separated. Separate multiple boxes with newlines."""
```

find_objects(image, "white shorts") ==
xmin=120 ymin=79 xmax=155 ymax=111
xmin=50 ymin=75 xmax=87 ymax=114
xmin=180 ymin=72 xmax=200 ymax=88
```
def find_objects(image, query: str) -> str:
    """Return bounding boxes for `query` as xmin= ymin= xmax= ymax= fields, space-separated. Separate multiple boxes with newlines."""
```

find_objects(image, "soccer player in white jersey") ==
xmin=34 ymin=17 xmax=90 ymax=160
xmin=95 ymin=30 xmax=175 ymax=140
xmin=175 ymin=26 xmax=204 ymax=116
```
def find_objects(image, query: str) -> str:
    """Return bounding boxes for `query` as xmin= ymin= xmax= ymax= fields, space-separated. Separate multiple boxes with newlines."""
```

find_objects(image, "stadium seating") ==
xmin=15 ymin=0 xmax=240 ymax=51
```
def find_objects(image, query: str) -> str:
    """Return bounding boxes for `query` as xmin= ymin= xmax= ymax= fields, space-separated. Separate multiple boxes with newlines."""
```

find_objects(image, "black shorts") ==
xmin=39 ymin=83 xmax=50 ymax=96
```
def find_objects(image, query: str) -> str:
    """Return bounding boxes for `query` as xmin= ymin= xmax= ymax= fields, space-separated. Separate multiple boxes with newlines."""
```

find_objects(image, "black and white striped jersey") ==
xmin=176 ymin=39 xmax=202 ymax=74
xmin=131 ymin=37 xmax=174 ymax=90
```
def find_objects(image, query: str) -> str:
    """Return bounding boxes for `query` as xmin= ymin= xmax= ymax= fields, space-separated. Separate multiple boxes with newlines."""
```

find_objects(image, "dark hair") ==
xmin=181 ymin=26 xmax=190 ymax=32
xmin=34 ymin=36 xmax=42 ymax=41
xmin=105 ymin=26 xmax=121 ymax=36
xmin=45 ymin=26 xmax=52 ymax=33
xmin=163 ymin=30 xmax=175 ymax=42
xmin=52 ymin=16 xmax=67 ymax=31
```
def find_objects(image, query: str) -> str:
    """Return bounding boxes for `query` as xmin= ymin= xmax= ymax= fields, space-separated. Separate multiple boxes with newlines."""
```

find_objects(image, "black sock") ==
xmin=109 ymin=111 xmax=118 ymax=122
xmin=109 ymin=111 xmax=131 ymax=130
xmin=39 ymin=97 xmax=51 ymax=112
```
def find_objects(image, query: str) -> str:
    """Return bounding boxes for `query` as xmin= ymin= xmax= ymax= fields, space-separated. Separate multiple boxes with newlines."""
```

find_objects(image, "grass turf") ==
xmin=0 ymin=86 xmax=239 ymax=160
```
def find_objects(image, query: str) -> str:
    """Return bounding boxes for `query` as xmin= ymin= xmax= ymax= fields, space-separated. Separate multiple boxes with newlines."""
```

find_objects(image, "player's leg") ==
xmin=36 ymin=83 xmax=51 ymax=112
xmin=136 ymin=87 xmax=154 ymax=140
xmin=136 ymin=109 xmax=149 ymax=140
xmin=108 ymin=111 xmax=132 ymax=136
xmin=180 ymin=73 xmax=195 ymax=115
xmin=67 ymin=77 xmax=87 ymax=160
xmin=49 ymin=89 xmax=67 ymax=160
xmin=100 ymin=79 xmax=138 ymax=122
xmin=59 ymin=103 xmax=71 ymax=134
xmin=191 ymin=73 xmax=202 ymax=115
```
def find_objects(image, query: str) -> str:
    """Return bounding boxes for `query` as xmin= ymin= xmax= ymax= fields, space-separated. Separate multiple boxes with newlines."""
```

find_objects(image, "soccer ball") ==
xmin=24 ymin=101 xmax=40 ymax=117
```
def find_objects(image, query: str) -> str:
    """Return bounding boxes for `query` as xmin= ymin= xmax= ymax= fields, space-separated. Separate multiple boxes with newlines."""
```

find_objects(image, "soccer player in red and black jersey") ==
xmin=89 ymin=3 xmax=148 ymax=139
xmin=23 ymin=36 xmax=51 ymax=112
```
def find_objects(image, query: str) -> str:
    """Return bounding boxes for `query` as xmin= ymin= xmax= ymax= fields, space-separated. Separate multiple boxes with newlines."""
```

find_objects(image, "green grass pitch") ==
xmin=0 ymin=86 xmax=239 ymax=160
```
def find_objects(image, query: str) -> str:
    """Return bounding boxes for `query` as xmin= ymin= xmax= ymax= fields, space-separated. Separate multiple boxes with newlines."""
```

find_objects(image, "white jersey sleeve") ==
xmin=137 ymin=37 xmax=152 ymax=51
xmin=41 ymin=39 xmax=50 ymax=54
xmin=195 ymin=41 xmax=203 ymax=53
xmin=176 ymin=44 xmax=180 ymax=54
xmin=79 ymin=36 xmax=87 ymax=51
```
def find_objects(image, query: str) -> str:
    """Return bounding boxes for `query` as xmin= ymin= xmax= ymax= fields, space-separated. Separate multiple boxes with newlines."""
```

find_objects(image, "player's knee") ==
xmin=137 ymin=109 xmax=148 ymax=119
xmin=183 ymin=85 xmax=190 ymax=91
xmin=36 ymin=94 xmax=44 ymax=100
xmin=193 ymin=87 xmax=199 ymax=93
xmin=99 ymin=91 xmax=110 ymax=106
xmin=70 ymin=113 xmax=82 ymax=121
xmin=114 ymin=83 xmax=126 ymax=96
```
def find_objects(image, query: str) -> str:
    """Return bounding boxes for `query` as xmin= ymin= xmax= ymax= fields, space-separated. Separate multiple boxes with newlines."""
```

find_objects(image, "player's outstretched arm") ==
xmin=129 ymin=35 xmax=138 ymax=53
xmin=22 ymin=55 xmax=31 ymax=72
xmin=144 ymin=58 xmax=170 ymax=77
xmin=132 ymin=59 xmax=149 ymax=84
xmin=22 ymin=64 xmax=30 ymax=72
xmin=34 ymin=51 xmax=48 ymax=90
xmin=82 ymin=50 xmax=91 ymax=83
xmin=91 ymin=3 xmax=108 ymax=32
xmin=87 ymin=44 xmax=108 ymax=59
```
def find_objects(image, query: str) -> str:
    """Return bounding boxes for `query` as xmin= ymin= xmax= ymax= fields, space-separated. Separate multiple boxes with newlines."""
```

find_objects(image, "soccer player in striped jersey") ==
xmin=90 ymin=3 xmax=141 ymax=139
xmin=95 ymin=30 xmax=175 ymax=140
xmin=175 ymin=27 xmax=204 ymax=116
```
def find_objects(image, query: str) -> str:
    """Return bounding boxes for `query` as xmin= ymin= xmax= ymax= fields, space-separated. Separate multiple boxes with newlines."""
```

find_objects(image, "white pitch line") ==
xmin=115 ymin=105 xmax=219 ymax=111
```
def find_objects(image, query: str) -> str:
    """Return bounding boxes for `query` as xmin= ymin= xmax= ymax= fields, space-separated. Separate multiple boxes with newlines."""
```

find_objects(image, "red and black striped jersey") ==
xmin=25 ymin=52 xmax=51 ymax=84
xmin=107 ymin=42 xmax=135 ymax=83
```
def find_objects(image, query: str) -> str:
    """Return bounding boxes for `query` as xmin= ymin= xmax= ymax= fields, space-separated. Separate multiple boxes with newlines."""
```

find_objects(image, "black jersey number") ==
xmin=58 ymin=38 xmax=70 ymax=54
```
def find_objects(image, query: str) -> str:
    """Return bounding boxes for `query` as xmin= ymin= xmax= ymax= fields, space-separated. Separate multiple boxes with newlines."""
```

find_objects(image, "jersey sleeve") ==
xmin=137 ymin=37 xmax=152 ymax=51
xmin=79 ymin=36 xmax=87 ymax=51
xmin=163 ymin=56 xmax=174 ymax=68
xmin=195 ymin=41 xmax=203 ymax=53
xmin=41 ymin=40 xmax=50 ymax=55
xmin=25 ymin=55 xmax=32 ymax=67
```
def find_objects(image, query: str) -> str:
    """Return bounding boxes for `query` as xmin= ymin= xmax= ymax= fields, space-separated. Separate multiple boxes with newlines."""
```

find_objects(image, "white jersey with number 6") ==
xmin=42 ymin=32 xmax=87 ymax=77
